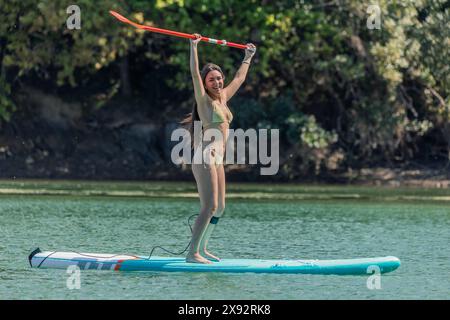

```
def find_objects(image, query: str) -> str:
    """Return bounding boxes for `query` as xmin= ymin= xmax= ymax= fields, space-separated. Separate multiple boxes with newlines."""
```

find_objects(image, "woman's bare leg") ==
xmin=186 ymin=163 xmax=218 ymax=264
xmin=200 ymin=163 xmax=226 ymax=261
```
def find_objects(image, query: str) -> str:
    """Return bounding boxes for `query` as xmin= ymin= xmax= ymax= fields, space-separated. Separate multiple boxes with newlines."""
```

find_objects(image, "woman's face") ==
xmin=204 ymin=70 xmax=224 ymax=97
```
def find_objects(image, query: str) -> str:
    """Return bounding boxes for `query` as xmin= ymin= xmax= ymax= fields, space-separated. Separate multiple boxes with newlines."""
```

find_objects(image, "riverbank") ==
xmin=330 ymin=167 xmax=450 ymax=188
xmin=0 ymin=164 xmax=448 ymax=188
xmin=1 ymin=87 xmax=449 ymax=186
xmin=2 ymin=85 xmax=449 ymax=186
xmin=0 ymin=179 xmax=448 ymax=201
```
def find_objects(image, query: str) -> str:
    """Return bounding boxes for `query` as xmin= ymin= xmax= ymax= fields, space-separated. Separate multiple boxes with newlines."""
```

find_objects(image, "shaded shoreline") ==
xmin=0 ymin=167 xmax=448 ymax=188
xmin=1 ymin=178 xmax=448 ymax=202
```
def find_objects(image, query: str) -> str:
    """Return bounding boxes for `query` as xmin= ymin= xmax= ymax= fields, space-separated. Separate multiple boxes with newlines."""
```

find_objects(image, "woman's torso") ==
xmin=196 ymin=93 xmax=233 ymax=146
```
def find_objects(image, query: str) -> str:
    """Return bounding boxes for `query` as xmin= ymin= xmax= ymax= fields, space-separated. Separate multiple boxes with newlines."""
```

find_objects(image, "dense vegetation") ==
xmin=0 ymin=0 xmax=448 ymax=180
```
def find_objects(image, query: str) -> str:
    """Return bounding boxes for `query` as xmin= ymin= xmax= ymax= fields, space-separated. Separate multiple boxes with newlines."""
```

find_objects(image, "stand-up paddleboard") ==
xmin=28 ymin=248 xmax=400 ymax=275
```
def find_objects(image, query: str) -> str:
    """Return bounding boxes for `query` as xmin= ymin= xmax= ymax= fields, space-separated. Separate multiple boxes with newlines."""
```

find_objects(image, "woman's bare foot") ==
xmin=186 ymin=252 xmax=212 ymax=264
xmin=202 ymin=249 xmax=220 ymax=262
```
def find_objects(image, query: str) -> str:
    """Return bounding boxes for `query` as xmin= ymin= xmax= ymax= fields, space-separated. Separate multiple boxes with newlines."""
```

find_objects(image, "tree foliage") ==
xmin=0 ymin=0 xmax=448 ymax=176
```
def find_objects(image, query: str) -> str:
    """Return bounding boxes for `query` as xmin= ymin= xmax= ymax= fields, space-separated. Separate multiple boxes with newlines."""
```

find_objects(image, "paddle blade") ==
xmin=109 ymin=10 xmax=131 ymax=24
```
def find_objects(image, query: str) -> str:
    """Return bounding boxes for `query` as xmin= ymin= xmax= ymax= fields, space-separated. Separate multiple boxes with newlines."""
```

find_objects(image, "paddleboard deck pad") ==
xmin=28 ymin=248 xmax=400 ymax=275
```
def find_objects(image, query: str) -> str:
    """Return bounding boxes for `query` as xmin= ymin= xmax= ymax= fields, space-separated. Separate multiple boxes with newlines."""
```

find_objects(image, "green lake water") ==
xmin=0 ymin=180 xmax=449 ymax=299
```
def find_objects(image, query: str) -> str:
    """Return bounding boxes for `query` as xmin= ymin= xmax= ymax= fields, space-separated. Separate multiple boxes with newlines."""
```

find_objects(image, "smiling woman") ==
xmin=180 ymin=33 xmax=256 ymax=264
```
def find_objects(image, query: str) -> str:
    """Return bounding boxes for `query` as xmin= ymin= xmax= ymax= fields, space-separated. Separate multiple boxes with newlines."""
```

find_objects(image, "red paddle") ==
xmin=110 ymin=10 xmax=249 ymax=50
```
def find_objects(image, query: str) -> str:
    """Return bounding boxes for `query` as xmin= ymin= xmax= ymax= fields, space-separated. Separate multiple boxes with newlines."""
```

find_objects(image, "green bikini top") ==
xmin=201 ymin=94 xmax=233 ymax=129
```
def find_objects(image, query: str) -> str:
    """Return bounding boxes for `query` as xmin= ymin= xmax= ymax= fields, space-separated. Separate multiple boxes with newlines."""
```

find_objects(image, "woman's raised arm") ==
xmin=223 ymin=43 xmax=256 ymax=101
xmin=190 ymin=34 xmax=205 ymax=102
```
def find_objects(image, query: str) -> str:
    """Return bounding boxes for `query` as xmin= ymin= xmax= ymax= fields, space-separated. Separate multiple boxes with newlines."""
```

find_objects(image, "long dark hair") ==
xmin=180 ymin=63 xmax=225 ymax=148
